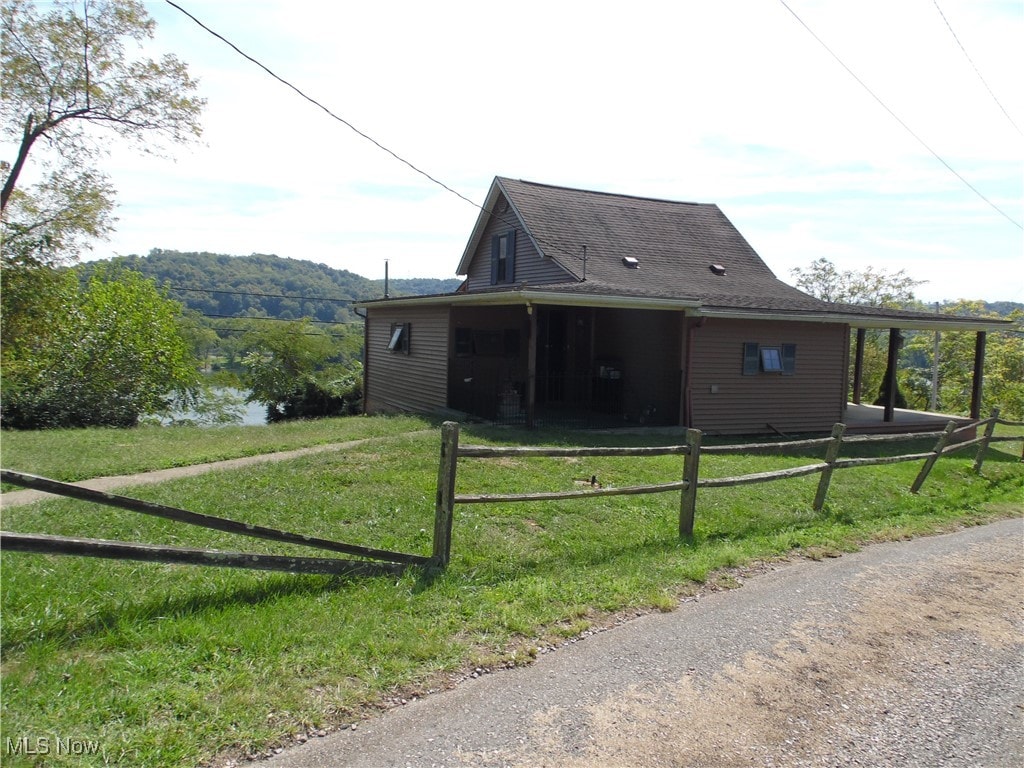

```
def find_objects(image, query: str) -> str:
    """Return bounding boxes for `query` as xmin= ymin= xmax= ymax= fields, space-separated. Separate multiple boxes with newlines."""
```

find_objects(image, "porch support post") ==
xmin=852 ymin=328 xmax=866 ymax=405
xmin=526 ymin=305 xmax=538 ymax=428
xmin=883 ymin=328 xmax=899 ymax=423
xmin=970 ymin=331 xmax=986 ymax=420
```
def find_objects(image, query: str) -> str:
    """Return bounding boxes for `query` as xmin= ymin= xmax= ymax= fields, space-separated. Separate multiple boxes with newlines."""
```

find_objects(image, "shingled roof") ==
xmin=449 ymin=178 xmax=1007 ymax=330
xmin=460 ymin=177 xmax=827 ymax=313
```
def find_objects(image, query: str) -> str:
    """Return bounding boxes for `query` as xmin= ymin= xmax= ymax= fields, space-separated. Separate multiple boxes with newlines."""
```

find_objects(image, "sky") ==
xmin=10 ymin=0 xmax=1024 ymax=302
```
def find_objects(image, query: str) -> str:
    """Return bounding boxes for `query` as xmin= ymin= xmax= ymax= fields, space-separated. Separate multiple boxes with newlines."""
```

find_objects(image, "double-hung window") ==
xmin=490 ymin=229 xmax=516 ymax=285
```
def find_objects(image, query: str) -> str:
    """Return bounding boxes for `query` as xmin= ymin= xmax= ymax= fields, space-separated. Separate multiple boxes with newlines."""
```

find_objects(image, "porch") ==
xmin=843 ymin=402 xmax=975 ymax=437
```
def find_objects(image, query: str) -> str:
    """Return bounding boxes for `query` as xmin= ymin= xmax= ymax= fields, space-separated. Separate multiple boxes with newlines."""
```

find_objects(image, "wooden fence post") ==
xmin=911 ymin=420 xmax=957 ymax=493
xmin=679 ymin=428 xmax=702 ymax=538
xmin=973 ymin=408 xmax=1000 ymax=474
xmin=432 ymin=421 xmax=460 ymax=568
xmin=813 ymin=423 xmax=846 ymax=512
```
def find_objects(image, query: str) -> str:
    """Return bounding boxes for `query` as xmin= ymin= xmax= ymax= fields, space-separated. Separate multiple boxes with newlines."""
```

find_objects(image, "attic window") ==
xmin=490 ymin=230 xmax=516 ymax=285
xmin=710 ymin=263 xmax=727 ymax=276
xmin=622 ymin=256 xmax=640 ymax=269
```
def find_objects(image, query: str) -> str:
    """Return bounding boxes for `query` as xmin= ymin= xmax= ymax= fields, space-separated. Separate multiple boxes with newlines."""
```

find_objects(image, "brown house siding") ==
xmin=687 ymin=318 xmax=847 ymax=434
xmin=364 ymin=305 xmax=450 ymax=414
xmin=464 ymin=194 xmax=574 ymax=291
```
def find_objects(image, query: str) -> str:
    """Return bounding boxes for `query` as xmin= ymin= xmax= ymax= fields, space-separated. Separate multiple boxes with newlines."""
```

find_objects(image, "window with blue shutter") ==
xmin=490 ymin=229 xmax=516 ymax=285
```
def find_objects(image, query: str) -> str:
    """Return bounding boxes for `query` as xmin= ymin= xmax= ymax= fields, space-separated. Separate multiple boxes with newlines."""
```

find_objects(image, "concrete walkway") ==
xmin=0 ymin=439 xmax=381 ymax=508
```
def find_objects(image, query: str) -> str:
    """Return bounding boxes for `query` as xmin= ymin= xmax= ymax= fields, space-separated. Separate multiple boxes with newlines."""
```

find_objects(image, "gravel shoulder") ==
xmin=258 ymin=517 xmax=1024 ymax=768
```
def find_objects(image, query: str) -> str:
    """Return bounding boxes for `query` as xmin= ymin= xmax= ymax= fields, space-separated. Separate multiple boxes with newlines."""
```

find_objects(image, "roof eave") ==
xmin=696 ymin=306 xmax=1012 ymax=331
xmin=357 ymin=289 xmax=702 ymax=312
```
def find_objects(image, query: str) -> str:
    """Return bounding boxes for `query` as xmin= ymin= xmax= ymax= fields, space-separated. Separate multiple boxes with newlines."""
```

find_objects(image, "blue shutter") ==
xmin=742 ymin=343 xmax=759 ymax=375
xmin=782 ymin=344 xmax=796 ymax=375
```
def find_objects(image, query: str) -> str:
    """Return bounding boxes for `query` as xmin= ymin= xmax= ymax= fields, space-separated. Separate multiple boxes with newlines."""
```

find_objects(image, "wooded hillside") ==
xmin=82 ymin=250 xmax=462 ymax=323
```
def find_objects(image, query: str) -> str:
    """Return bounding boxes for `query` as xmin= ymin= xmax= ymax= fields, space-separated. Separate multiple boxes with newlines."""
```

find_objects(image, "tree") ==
xmin=242 ymin=321 xmax=362 ymax=421
xmin=1 ymin=0 xmax=205 ymax=423
xmin=791 ymin=258 xmax=924 ymax=308
xmin=1 ymin=265 xmax=201 ymax=428
xmin=1 ymin=0 xmax=204 ymax=216
xmin=791 ymin=258 xmax=925 ymax=405
xmin=902 ymin=303 xmax=1024 ymax=420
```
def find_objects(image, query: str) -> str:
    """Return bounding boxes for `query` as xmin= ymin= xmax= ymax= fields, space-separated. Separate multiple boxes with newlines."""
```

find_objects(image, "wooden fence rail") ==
xmin=432 ymin=408 xmax=1021 ymax=567
xmin=0 ymin=468 xmax=430 ymax=575
xmin=4 ymin=410 xmax=1019 ymax=575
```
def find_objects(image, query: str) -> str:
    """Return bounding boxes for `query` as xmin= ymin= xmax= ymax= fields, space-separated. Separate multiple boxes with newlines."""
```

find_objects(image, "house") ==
xmin=358 ymin=177 xmax=1007 ymax=434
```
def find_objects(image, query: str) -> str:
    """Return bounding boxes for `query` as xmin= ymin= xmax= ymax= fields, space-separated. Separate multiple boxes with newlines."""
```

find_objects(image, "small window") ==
xmin=760 ymin=347 xmax=783 ymax=372
xmin=742 ymin=342 xmax=797 ymax=375
xmin=490 ymin=229 xmax=516 ymax=285
xmin=387 ymin=322 xmax=410 ymax=354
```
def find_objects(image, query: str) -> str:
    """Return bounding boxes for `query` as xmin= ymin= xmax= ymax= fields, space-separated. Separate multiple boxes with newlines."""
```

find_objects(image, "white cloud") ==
xmin=6 ymin=0 xmax=1021 ymax=300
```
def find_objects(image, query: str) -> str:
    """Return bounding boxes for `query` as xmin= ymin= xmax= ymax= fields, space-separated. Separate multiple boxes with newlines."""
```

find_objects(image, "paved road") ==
xmin=257 ymin=517 xmax=1024 ymax=768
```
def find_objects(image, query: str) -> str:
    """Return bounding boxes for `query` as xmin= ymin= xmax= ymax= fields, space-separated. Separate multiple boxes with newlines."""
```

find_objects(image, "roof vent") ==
xmin=709 ymin=263 xmax=727 ymax=276
xmin=622 ymin=256 xmax=640 ymax=269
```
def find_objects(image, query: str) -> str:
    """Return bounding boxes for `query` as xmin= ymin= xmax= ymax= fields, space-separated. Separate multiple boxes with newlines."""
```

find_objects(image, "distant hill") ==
xmin=82 ymin=250 xmax=462 ymax=324
xmin=983 ymin=301 xmax=1023 ymax=317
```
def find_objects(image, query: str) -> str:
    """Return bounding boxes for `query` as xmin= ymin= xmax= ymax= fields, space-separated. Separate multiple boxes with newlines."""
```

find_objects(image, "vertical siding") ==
xmin=688 ymin=318 xmax=847 ymax=434
xmin=364 ymin=305 xmax=450 ymax=414
xmin=464 ymin=193 xmax=574 ymax=291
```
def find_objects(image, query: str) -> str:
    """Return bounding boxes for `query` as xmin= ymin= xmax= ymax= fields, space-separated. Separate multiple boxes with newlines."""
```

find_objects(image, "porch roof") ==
xmin=356 ymin=286 xmax=1010 ymax=332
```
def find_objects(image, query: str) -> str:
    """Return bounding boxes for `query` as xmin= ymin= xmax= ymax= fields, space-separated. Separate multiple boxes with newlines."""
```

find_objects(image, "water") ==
xmin=160 ymin=388 xmax=267 ymax=427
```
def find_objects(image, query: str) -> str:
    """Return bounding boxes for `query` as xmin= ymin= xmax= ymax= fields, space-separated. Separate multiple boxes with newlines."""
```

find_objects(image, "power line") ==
xmin=777 ymin=0 xmax=1022 ymax=230
xmin=931 ymin=0 xmax=1022 ymax=136
xmin=206 ymin=325 xmax=354 ymax=338
xmin=166 ymin=284 xmax=359 ymax=304
xmin=163 ymin=0 xmax=479 ymax=210
xmin=162 ymin=1 xmax=593 ymax=273
xmin=195 ymin=312 xmax=359 ymax=326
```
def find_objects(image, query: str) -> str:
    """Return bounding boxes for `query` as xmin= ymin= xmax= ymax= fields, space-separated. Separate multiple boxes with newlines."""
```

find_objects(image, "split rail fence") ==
xmin=431 ymin=409 xmax=1023 ymax=566
xmin=0 ymin=471 xmax=430 ymax=577
xmin=2 ymin=410 xmax=1020 ymax=575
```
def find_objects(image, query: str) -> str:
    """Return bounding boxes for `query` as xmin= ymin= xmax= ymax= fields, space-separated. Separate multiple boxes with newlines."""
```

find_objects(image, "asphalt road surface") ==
xmin=256 ymin=517 xmax=1023 ymax=768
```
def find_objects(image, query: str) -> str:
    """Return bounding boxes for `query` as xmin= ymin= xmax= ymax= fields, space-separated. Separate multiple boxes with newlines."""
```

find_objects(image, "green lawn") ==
xmin=1 ymin=417 xmax=1021 ymax=767
xmin=0 ymin=414 xmax=433 ymax=483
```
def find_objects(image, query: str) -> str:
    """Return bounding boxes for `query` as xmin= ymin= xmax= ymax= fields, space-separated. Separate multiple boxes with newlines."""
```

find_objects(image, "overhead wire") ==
xmin=162 ymin=0 xmax=593 ymax=273
xmin=776 ymin=0 xmax=1022 ymax=230
xmin=930 ymin=0 xmax=1022 ymax=136
xmin=166 ymin=284 xmax=358 ymax=304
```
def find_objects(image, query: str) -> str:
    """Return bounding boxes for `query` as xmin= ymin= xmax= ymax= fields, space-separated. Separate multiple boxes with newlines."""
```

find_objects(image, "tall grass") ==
xmin=1 ymin=421 xmax=1021 ymax=767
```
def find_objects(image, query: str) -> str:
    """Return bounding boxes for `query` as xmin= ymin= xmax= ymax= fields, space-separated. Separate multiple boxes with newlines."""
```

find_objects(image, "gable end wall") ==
xmin=464 ymin=195 xmax=574 ymax=290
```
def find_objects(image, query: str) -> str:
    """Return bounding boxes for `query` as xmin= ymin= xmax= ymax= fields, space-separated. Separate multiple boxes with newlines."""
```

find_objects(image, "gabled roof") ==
xmin=383 ymin=177 xmax=1007 ymax=331
xmin=458 ymin=177 xmax=830 ymax=314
